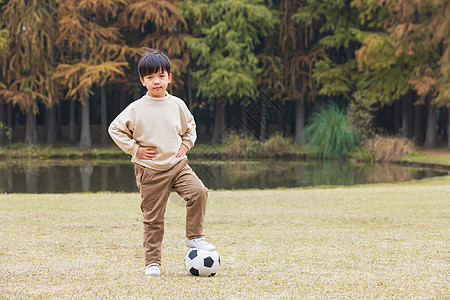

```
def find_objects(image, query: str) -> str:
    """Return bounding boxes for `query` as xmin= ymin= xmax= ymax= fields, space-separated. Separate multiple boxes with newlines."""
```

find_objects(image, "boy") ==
xmin=108 ymin=48 xmax=215 ymax=276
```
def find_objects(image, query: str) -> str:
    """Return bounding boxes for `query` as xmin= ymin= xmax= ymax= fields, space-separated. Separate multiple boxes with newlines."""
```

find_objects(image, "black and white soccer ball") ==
xmin=185 ymin=248 xmax=220 ymax=277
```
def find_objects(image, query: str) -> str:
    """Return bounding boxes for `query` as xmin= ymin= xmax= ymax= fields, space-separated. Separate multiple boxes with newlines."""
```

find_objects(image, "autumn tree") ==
xmin=53 ymin=0 xmax=132 ymax=149
xmin=281 ymin=0 xmax=324 ymax=144
xmin=0 ymin=0 xmax=9 ymax=145
xmin=182 ymin=0 xmax=276 ymax=143
xmin=383 ymin=0 xmax=450 ymax=148
xmin=121 ymin=0 xmax=190 ymax=89
xmin=0 ymin=0 xmax=58 ymax=145
xmin=350 ymin=0 xmax=415 ymax=138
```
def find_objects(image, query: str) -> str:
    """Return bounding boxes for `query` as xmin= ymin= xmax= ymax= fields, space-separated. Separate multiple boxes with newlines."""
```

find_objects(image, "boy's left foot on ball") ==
xmin=186 ymin=237 xmax=216 ymax=251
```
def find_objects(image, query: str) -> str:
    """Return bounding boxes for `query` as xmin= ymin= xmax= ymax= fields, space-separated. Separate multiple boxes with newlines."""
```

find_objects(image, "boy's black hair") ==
xmin=138 ymin=48 xmax=171 ymax=78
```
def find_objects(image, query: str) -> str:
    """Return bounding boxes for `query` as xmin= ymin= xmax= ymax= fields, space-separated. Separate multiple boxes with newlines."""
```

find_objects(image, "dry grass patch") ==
xmin=364 ymin=135 xmax=415 ymax=162
xmin=1 ymin=178 xmax=449 ymax=299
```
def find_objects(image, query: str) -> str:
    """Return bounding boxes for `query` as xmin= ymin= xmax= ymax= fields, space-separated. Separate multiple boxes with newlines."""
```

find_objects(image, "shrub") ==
xmin=305 ymin=103 xmax=360 ymax=158
xmin=364 ymin=135 xmax=414 ymax=162
xmin=223 ymin=132 xmax=294 ymax=158
xmin=223 ymin=132 xmax=261 ymax=158
xmin=346 ymin=93 xmax=376 ymax=140
xmin=260 ymin=133 xmax=292 ymax=157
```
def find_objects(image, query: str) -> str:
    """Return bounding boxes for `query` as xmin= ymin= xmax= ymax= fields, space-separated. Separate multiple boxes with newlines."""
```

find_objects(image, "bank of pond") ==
xmin=0 ymin=158 xmax=448 ymax=193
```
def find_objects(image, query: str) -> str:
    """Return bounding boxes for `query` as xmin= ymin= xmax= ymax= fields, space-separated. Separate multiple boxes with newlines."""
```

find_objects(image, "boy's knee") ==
xmin=185 ymin=186 xmax=208 ymax=203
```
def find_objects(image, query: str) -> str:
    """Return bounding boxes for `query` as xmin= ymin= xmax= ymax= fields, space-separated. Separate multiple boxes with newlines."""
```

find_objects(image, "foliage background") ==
xmin=0 ymin=0 xmax=449 ymax=150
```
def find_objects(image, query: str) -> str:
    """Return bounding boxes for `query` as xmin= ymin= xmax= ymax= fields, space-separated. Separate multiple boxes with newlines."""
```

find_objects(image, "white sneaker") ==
xmin=145 ymin=263 xmax=161 ymax=276
xmin=186 ymin=237 xmax=216 ymax=251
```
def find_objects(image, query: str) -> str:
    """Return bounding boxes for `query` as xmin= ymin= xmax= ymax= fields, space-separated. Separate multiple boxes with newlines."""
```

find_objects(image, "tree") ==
xmin=53 ymin=0 xmax=132 ymax=149
xmin=0 ymin=0 xmax=9 ymax=146
xmin=282 ymin=0 xmax=324 ymax=144
xmin=293 ymin=0 xmax=368 ymax=140
xmin=121 ymin=0 xmax=190 ymax=85
xmin=182 ymin=0 xmax=276 ymax=143
xmin=294 ymin=0 xmax=428 ymax=143
xmin=0 ymin=0 xmax=58 ymax=145
xmin=350 ymin=0 xmax=417 ymax=138
xmin=383 ymin=0 xmax=450 ymax=148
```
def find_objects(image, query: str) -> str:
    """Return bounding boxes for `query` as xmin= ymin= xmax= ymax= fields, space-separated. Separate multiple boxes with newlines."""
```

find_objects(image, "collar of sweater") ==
xmin=145 ymin=92 xmax=170 ymax=101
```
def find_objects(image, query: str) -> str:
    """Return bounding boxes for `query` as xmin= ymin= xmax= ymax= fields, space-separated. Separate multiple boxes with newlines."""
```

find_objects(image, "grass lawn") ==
xmin=1 ymin=177 xmax=449 ymax=299
xmin=400 ymin=149 xmax=450 ymax=167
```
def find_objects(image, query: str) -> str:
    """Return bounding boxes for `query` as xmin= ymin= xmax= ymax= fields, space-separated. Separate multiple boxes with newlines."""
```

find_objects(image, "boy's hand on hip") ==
xmin=176 ymin=143 xmax=189 ymax=157
xmin=136 ymin=146 xmax=158 ymax=160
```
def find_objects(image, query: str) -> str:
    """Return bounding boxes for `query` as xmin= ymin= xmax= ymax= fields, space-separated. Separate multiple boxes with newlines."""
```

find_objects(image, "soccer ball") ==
xmin=185 ymin=248 xmax=220 ymax=277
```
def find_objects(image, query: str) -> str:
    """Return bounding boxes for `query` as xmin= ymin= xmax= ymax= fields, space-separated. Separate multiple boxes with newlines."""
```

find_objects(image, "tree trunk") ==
xmin=56 ymin=103 xmax=62 ymax=142
xmin=0 ymin=104 xmax=5 ymax=146
xmin=205 ymin=103 xmax=211 ymax=136
xmin=447 ymin=107 xmax=450 ymax=149
xmin=119 ymin=88 xmax=127 ymax=117
xmin=6 ymin=102 xmax=13 ymax=144
xmin=100 ymin=85 xmax=108 ymax=145
xmin=187 ymin=66 xmax=193 ymax=110
xmin=394 ymin=100 xmax=401 ymax=134
xmin=413 ymin=104 xmax=423 ymax=144
xmin=79 ymin=94 xmax=92 ymax=150
xmin=277 ymin=102 xmax=286 ymax=136
xmin=294 ymin=99 xmax=305 ymax=144
xmin=401 ymin=92 xmax=412 ymax=138
xmin=24 ymin=107 xmax=37 ymax=145
xmin=69 ymin=100 xmax=76 ymax=143
xmin=133 ymin=89 xmax=141 ymax=102
xmin=242 ymin=105 xmax=248 ymax=136
xmin=7 ymin=102 xmax=13 ymax=128
xmin=46 ymin=105 xmax=56 ymax=145
xmin=259 ymin=97 xmax=267 ymax=141
xmin=424 ymin=102 xmax=437 ymax=148
xmin=212 ymin=101 xmax=226 ymax=144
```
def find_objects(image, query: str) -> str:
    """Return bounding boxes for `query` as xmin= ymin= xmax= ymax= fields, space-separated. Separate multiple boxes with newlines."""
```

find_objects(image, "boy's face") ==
xmin=140 ymin=69 xmax=172 ymax=98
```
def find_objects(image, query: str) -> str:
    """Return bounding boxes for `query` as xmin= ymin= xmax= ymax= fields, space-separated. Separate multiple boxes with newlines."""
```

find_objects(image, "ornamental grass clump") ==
xmin=364 ymin=134 xmax=414 ymax=162
xmin=305 ymin=103 xmax=360 ymax=158
xmin=223 ymin=132 xmax=261 ymax=158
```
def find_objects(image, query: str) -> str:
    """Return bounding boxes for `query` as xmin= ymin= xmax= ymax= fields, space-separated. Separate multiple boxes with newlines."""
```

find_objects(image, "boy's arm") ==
xmin=181 ymin=115 xmax=197 ymax=150
xmin=108 ymin=110 xmax=139 ymax=156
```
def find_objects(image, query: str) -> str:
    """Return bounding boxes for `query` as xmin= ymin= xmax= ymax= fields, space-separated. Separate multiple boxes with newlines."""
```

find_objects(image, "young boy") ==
xmin=108 ymin=48 xmax=215 ymax=276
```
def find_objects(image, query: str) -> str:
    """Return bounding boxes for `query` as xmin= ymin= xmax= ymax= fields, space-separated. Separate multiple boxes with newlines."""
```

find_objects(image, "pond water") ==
xmin=0 ymin=159 xmax=447 ymax=193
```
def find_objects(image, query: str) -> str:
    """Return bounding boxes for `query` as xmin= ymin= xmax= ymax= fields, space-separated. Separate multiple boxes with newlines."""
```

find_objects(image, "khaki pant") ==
xmin=134 ymin=159 xmax=208 ymax=266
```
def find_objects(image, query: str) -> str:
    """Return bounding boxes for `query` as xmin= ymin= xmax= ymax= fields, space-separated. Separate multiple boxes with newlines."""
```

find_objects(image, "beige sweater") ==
xmin=108 ymin=93 xmax=196 ymax=171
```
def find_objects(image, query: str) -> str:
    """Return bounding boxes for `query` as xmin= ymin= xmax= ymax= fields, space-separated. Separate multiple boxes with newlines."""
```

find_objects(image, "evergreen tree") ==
xmin=293 ymin=0 xmax=424 ymax=141
xmin=181 ymin=0 xmax=276 ymax=143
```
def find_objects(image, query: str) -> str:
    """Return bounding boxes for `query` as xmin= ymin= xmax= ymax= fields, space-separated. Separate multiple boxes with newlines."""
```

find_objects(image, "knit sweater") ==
xmin=108 ymin=93 xmax=196 ymax=171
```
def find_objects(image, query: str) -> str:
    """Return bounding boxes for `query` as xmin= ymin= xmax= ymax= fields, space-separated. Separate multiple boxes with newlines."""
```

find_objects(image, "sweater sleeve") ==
xmin=179 ymin=102 xmax=197 ymax=149
xmin=108 ymin=106 xmax=140 ymax=156
xmin=181 ymin=115 xmax=197 ymax=149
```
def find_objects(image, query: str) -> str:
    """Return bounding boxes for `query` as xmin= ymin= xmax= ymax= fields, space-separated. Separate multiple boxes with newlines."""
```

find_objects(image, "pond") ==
xmin=0 ymin=159 xmax=447 ymax=193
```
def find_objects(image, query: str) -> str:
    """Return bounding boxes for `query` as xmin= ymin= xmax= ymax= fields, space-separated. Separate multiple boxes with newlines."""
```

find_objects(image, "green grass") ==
xmin=1 ymin=177 xmax=449 ymax=299
xmin=400 ymin=150 xmax=450 ymax=167
xmin=0 ymin=143 xmax=314 ymax=160
xmin=0 ymin=144 xmax=127 ymax=160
